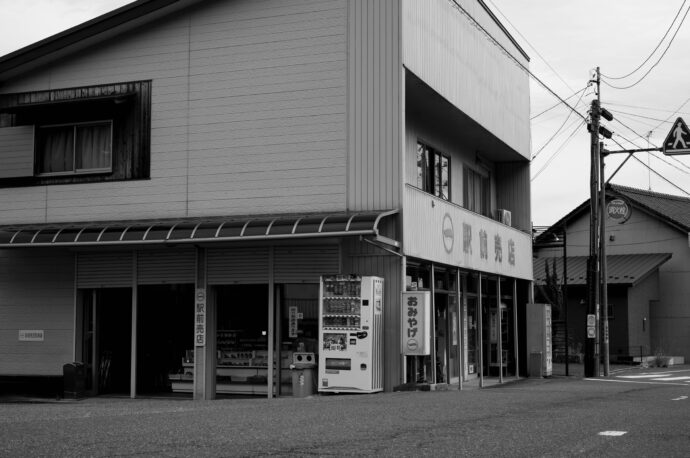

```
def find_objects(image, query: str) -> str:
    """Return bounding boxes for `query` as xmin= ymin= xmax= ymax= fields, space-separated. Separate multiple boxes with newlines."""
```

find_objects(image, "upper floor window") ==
xmin=36 ymin=121 xmax=112 ymax=176
xmin=463 ymin=166 xmax=490 ymax=217
xmin=0 ymin=80 xmax=150 ymax=187
xmin=417 ymin=141 xmax=450 ymax=200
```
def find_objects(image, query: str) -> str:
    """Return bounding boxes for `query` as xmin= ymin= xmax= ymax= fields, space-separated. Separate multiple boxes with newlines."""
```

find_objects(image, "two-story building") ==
xmin=534 ymin=184 xmax=689 ymax=365
xmin=0 ymin=0 xmax=532 ymax=399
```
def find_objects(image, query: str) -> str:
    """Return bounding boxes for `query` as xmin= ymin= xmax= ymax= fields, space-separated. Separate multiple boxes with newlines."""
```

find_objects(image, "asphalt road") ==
xmin=1 ymin=366 xmax=688 ymax=457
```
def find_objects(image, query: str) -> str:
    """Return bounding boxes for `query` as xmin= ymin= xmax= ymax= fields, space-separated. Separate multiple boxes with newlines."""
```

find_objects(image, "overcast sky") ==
xmin=1 ymin=0 xmax=689 ymax=227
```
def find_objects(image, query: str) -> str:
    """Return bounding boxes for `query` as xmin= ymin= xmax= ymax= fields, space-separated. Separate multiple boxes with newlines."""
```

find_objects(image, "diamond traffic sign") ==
xmin=663 ymin=117 xmax=690 ymax=155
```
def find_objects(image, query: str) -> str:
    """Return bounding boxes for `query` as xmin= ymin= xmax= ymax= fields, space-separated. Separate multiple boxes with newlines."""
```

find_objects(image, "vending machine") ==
xmin=318 ymin=275 xmax=384 ymax=393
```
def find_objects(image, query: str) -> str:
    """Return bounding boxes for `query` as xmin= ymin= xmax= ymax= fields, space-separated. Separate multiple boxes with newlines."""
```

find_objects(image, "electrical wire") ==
xmin=449 ymin=0 xmax=586 ymax=121
xmin=601 ymin=4 xmax=690 ymax=90
xmin=531 ymin=86 xmax=589 ymax=120
xmin=532 ymin=88 xmax=589 ymax=160
xmin=601 ymin=0 xmax=687 ymax=80
xmin=486 ymin=0 xmax=576 ymax=93
xmin=608 ymin=137 xmax=690 ymax=195
xmin=531 ymin=119 xmax=586 ymax=182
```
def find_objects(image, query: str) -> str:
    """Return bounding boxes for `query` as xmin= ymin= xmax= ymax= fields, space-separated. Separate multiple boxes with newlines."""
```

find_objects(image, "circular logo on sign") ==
xmin=442 ymin=213 xmax=454 ymax=253
xmin=607 ymin=198 xmax=631 ymax=224
xmin=406 ymin=339 xmax=419 ymax=351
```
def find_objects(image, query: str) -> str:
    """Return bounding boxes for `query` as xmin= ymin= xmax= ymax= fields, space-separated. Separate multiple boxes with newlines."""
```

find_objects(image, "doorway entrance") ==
xmin=137 ymin=284 xmax=195 ymax=395
xmin=80 ymin=288 xmax=132 ymax=395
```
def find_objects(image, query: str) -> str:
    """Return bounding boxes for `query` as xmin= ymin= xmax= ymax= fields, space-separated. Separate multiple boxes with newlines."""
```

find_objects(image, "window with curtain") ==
xmin=416 ymin=141 xmax=450 ymax=200
xmin=36 ymin=121 xmax=112 ymax=175
xmin=463 ymin=166 xmax=491 ymax=217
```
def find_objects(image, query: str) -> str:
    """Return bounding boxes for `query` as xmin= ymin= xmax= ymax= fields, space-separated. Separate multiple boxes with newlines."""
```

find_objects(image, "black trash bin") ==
xmin=63 ymin=362 xmax=86 ymax=398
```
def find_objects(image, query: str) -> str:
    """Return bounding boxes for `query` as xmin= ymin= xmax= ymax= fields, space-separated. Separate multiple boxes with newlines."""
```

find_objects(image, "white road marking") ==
xmin=671 ymin=395 xmax=688 ymax=401
xmin=654 ymin=376 xmax=690 ymax=381
xmin=619 ymin=374 xmax=671 ymax=379
xmin=599 ymin=431 xmax=627 ymax=436
xmin=586 ymin=378 xmax=689 ymax=387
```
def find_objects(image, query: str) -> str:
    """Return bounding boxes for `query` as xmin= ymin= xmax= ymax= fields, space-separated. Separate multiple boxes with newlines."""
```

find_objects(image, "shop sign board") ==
xmin=607 ymin=198 xmax=632 ymax=224
xmin=288 ymin=306 xmax=303 ymax=338
xmin=401 ymin=291 xmax=431 ymax=355
xmin=18 ymin=330 xmax=44 ymax=341
xmin=195 ymin=288 xmax=206 ymax=346
xmin=403 ymin=186 xmax=533 ymax=280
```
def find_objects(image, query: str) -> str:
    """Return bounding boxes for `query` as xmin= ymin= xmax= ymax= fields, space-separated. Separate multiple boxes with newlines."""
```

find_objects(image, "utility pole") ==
xmin=585 ymin=68 xmax=601 ymax=378
xmin=600 ymin=141 xmax=610 ymax=376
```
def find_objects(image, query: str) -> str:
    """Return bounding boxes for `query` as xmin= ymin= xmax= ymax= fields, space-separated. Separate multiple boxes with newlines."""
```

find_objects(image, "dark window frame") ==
xmin=416 ymin=140 xmax=451 ymax=200
xmin=463 ymin=166 xmax=491 ymax=217
xmin=36 ymin=120 xmax=114 ymax=176
xmin=0 ymin=80 xmax=151 ymax=188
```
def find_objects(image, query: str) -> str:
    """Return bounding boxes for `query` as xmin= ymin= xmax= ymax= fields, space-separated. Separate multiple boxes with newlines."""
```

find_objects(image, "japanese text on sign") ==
xmin=195 ymin=288 xmax=206 ymax=346
xmin=401 ymin=291 xmax=430 ymax=355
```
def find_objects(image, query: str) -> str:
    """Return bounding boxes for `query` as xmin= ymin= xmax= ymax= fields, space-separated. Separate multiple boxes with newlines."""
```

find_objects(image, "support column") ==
xmin=130 ymin=251 xmax=138 ymax=399
xmin=194 ymin=247 xmax=215 ymax=400
xmin=267 ymin=247 xmax=275 ymax=399
xmin=513 ymin=279 xmax=519 ymax=380
xmin=478 ymin=274 xmax=483 ymax=388
xmin=497 ymin=277 xmax=503 ymax=384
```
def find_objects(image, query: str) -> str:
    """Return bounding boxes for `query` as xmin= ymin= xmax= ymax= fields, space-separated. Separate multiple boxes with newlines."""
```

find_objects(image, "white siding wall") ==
xmin=401 ymin=0 xmax=530 ymax=158
xmin=563 ymin=208 xmax=690 ymax=359
xmin=0 ymin=0 xmax=348 ymax=224
xmin=0 ymin=249 xmax=74 ymax=375
xmin=347 ymin=0 xmax=402 ymax=211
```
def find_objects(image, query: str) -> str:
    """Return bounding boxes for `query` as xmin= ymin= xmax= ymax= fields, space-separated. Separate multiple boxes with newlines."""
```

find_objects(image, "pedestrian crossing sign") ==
xmin=663 ymin=117 xmax=690 ymax=155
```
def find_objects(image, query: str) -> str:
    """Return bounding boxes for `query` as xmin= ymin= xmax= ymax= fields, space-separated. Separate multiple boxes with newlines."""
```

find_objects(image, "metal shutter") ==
xmin=77 ymin=251 xmax=133 ymax=288
xmin=137 ymin=249 xmax=196 ymax=285
xmin=207 ymin=247 xmax=269 ymax=285
xmin=274 ymin=245 xmax=340 ymax=283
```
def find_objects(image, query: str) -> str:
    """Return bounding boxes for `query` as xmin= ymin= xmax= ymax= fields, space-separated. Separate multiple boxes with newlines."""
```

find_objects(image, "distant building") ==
xmin=0 ymin=0 xmax=532 ymax=398
xmin=534 ymin=184 xmax=690 ymax=363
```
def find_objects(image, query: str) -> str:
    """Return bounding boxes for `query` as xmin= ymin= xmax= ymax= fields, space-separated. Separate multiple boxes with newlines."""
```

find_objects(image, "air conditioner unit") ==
xmin=495 ymin=209 xmax=512 ymax=227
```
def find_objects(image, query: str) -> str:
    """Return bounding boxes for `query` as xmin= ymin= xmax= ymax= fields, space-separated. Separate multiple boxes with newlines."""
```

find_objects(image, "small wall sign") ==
xmin=195 ymin=288 xmax=206 ymax=347
xmin=19 ymin=330 xmax=44 ymax=341
xmin=607 ymin=198 xmax=632 ymax=224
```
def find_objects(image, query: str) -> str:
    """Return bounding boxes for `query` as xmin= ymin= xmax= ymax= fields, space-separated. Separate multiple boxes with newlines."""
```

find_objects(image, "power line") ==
xmin=601 ymin=0 xmax=687 ymax=80
xmin=449 ymin=0 xmax=586 ymax=121
xmin=532 ymin=119 xmax=586 ymax=181
xmin=601 ymin=4 xmax=690 ymax=90
xmin=532 ymin=88 xmax=589 ymax=159
xmin=531 ymin=86 xmax=589 ymax=120
xmin=608 ymin=137 xmax=690 ymax=195
xmin=486 ymin=0 xmax=576 ymax=93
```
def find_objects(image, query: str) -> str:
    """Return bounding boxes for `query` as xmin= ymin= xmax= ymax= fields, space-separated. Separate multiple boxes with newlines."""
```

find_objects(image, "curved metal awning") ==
xmin=0 ymin=210 xmax=399 ymax=248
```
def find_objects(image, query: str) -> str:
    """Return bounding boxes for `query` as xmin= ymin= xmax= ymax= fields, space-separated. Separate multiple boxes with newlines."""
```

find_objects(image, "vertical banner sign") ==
xmin=289 ymin=306 xmax=299 ymax=338
xmin=544 ymin=306 xmax=553 ymax=375
xmin=195 ymin=288 xmax=206 ymax=347
xmin=401 ymin=291 xmax=431 ymax=355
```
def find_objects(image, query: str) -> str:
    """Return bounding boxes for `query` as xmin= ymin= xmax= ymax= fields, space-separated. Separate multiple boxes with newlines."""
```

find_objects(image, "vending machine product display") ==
xmin=318 ymin=275 xmax=384 ymax=393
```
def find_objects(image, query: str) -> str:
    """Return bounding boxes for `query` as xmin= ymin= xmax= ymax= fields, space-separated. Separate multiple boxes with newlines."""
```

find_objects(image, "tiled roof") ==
xmin=535 ymin=184 xmax=690 ymax=245
xmin=610 ymin=184 xmax=690 ymax=231
xmin=533 ymin=253 xmax=672 ymax=286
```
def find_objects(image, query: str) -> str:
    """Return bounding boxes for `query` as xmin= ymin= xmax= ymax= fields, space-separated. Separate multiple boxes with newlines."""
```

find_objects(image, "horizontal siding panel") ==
xmin=0 ymin=0 xmax=348 ymax=224
xmin=137 ymin=249 xmax=196 ymax=285
xmin=0 ymin=126 xmax=35 ymax=178
xmin=207 ymin=248 xmax=269 ymax=284
xmin=402 ymin=0 xmax=530 ymax=158
xmin=77 ymin=252 xmax=132 ymax=288
xmin=0 ymin=250 xmax=74 ymax=376
xmin=274 ymin=245 xmax=340 ymax=283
